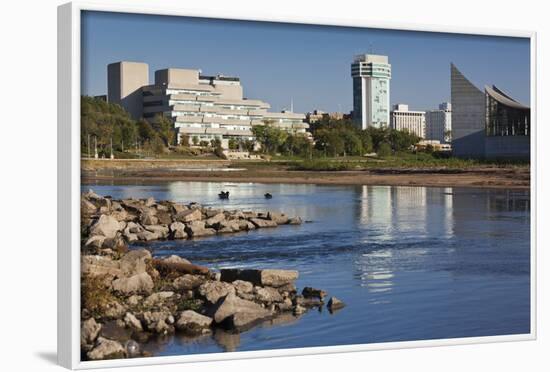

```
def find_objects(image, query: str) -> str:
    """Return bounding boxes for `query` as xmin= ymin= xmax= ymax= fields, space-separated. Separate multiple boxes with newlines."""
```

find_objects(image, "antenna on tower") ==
xmin=290 ymin=98 xmax=294 ymax=113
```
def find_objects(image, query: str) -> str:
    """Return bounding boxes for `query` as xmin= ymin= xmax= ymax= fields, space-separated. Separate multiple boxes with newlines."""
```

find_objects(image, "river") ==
xmin=82 ymin=181 xmax=531 ymax=355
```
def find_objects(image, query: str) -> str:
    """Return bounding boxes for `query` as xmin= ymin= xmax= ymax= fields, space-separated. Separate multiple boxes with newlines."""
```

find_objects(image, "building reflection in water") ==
xmin=355 ymin=185 xmax=456 ymax=298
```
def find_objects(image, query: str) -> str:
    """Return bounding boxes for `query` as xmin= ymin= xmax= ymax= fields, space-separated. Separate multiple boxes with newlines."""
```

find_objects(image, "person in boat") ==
xmin=218 ymin=191 xmax=230 ymax=199
xmin=264 ymin=193 xmax=272 ymax=199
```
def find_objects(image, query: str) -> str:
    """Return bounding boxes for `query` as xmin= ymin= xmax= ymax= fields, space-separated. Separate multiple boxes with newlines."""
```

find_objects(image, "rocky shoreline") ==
xmin=80 ymin=191 xmax=344 ymax=360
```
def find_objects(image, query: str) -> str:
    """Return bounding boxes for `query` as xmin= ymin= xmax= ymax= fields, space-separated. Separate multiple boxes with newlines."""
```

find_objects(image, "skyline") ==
xmin=81 ymin=11 xmax=530 ymax=114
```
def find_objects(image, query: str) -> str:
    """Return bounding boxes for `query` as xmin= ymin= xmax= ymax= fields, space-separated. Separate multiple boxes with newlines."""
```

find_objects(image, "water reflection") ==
xmin=81 ymin=181 xmax=531 ymax=353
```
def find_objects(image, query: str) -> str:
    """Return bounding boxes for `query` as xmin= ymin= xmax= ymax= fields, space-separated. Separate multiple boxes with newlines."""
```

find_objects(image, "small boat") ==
xmin=264 ymin=193 xmax=273 ymax=199
xmin=218 ymin=191 xmax=230 ymax=199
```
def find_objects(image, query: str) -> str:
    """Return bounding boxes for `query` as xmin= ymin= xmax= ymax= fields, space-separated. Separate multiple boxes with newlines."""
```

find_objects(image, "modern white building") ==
xmin=107 ymin=61 xmax=309 ymax=149
xmin=425 ymin=102 xmax=452 ymax=143
xmin=351 ymin=54 xmax=392 ymax=129
xmin=390 ymin=104 xmax=426 ymax=138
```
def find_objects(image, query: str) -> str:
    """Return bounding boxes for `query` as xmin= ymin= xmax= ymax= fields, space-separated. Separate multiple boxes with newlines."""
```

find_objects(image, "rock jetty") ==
xmin=80 ymin=190 xmax=344 ymax=360
xmin=81 ymin=190 xmax=303 ymax=255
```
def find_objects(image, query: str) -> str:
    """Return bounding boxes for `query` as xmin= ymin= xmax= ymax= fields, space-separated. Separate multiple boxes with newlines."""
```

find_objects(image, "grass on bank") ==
xmin=284 ymin=152 xmax=529 ymax=171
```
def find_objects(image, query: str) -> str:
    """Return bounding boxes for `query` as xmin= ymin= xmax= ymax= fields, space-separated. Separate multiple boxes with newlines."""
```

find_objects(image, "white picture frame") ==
xmin=57 ymin=1 xmax=537 ymax=369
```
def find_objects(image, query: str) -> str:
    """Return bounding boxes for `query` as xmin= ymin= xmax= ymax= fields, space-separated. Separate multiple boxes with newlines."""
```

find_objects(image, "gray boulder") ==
xmin=111 ymin=272 xmax=154 ymax=295
xmin=173 ymin=274 xmax=205 ymax=291
xmin=90 ymin=215 xmax=122 ymax=239
xmin=123 ymin=312 xmax=143 ymax=332
xmin=169 ymin=222 xmax=187 ymax=239
xmin=267 ymin=211 xmax=289 ymax=224
xmin=176 ymin=310 xmax=213 ymax=335
xmin=87 ymin=337 xmax=126 ymax=360
xmin=145 ymin=225 xmax=169 ymax=239
xmin=205 ymin=212 xmax=226 ymax=226
xmin=249 ymin=218 xmax=278 ymax=228
xmin=81 ymin=317 xmax=101 ymax=346
xmin=176 ymin=209 xmax=202 ymax=223
xmin=327 ymin=297 xmax=346 ymax=312
xmin=220 ymin=268 xmax=298 ymax=288
xmin=212 ymin=292 xmax=272 ymax=331
xmin=119 ymin=249 xmax=151 ymax=277
xmin=198 ymin=281 xmax=235 ymax=304
xmin=254 ymin=286 xmax=283 ymax=304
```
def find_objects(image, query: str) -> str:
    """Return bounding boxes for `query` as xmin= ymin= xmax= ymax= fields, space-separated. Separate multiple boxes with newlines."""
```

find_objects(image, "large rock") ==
xmin=87 ymin=337 xmax=125 ymax=360
xmin=249 ymin=218 xmax=278 ymax=228
xmin=212 ymin=292 xmax=272 ymax=331
xmin=302 ymin=287 xmax=327 ymax=300
xmin=175 ymin=310 xmax=213 ymax=335
xmin=119 ymin=249 xmax=151 ymax=277
xmin=90 ymin=215 xmax=122 ymax=239
xmin=81 ymin=255 xmax=122 ymax=278
xmin=198 ymin=281 xmax=235 ymax=304
xmin=81 ymin=318 xmax=102 ymax=346
xmin=140 ymin=311 xmax=174 ymax=334
xmin=140 ymin=211 xmax=158 ymax=226
xmin=155 ymin=210 xmax=173 ymax=225
xmin=327 ymin=297 xmax=345 ymax=312
xmin=162 ymin=255 xmax=191 ymax=266
xmin=123 ymin=312 xmax=143 ymax=331
xmin=143 ymin=291 xmax=174 ymax=307
xmin=111 ymin=272 xmax=154 ymax=295
xmin=288 ymin=217 xmax=303 ymax=225
xmin=137 ymin=230 xmax=159 ymax=241
xmin=173 ymin=274 xmax=205 ymax=291
xmin=185 ymin=222 xmax=216 ymax=238
xmin=169 ymin=222 xmax=187 ymax=239
xmin=220 ymin=268 xmax=298 ymax=288
xmin=81 ymin=197 xmax=98 ymax=215
xmin=254 ymin=286 xmax=283 ymax=303
xmin=213 ymin=220 xmax=242 ymax=233
xmin=267 ymin=211 xmax=289 ymax=225
xmin=84 ymin=235 xmax=106 ymax=250
xmin=205 ymin=213 xmax=225 ymax=227
xmin=145 ymin=225 xmax=169 ymax=239
xmin=176 ymin=209 xmax=202 ymax=223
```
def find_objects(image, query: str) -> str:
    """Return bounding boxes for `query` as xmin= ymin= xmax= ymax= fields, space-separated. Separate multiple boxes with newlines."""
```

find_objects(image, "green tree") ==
xmin=377 ymin=142 xmax=392 ymax=157
xmin=152 ymin=114 xmax=175 ymax=147
xmin=192 ymin=136 xmax=199 ymax=146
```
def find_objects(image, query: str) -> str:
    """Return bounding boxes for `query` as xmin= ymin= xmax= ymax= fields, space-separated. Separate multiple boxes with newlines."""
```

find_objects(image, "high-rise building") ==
xmin=351 ymin=54 xmax=392 ymax=129
xmin=390 ymin=104 xmax=425 ymax=138
xmin=425 ymin=102 xmax=452 ymax=143
xmin=106 ymin=61 xmax=309 ymax=149
xmin=451 ymin=63 xmax=530 ymax=160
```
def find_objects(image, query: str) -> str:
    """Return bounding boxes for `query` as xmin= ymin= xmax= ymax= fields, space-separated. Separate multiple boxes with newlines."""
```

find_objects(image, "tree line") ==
xmin=81 ymin=96 xmax=174 ymax=157
xmin=81 ymin=95 xmax=421 ymax=159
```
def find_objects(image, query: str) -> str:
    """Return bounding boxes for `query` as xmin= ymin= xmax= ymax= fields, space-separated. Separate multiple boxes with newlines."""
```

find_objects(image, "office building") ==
xmin=451 ymin=63 xmax=530 ymax=160
xmin=351 ymin=54 xmax=392 ymax=129
xmin=107 ymin=61 xmax=309 ymax=149
xmin=425 ymin=102 xmax=452 ymax=143
xmin=390 ymin=104 xmax=426 ymax=138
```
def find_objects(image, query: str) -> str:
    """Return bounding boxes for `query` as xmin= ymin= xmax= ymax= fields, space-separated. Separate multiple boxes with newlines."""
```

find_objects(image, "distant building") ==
xmin=390 ymin=104 xmax=426 ymax=138
xmin=451 ymin=63 xmax=530 ymax=160
xmin=306 ymin=110 xmax=349 ymax=124
xmin=351 ymin=54 xmax=392 ymax=129
xmin=107 ymin=61 xmax=309 ymax=149
xmin=425 ymin=102 xmax=452 ymax=143
xmin=305 ymin=110 xmax=327 ymax=124
xmin=416 ymin=140 xmax=452 ymax=152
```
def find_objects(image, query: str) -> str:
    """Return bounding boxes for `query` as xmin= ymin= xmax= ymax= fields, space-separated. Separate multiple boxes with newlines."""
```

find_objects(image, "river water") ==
xmin=82 ymin=181 xmax=531 ymax=355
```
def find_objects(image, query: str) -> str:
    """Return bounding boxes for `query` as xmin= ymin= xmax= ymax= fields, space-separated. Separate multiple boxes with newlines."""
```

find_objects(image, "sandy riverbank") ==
xmin=81 ymin=159 xmax=530 ymax=189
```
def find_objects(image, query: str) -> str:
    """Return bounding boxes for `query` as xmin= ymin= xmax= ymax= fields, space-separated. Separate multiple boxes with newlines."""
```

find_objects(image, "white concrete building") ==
xmin=107 ymin=61 xmax=309 ymax=149
xmin=390 ymin=104 xmax=426 ymax=138
xmin=425 ymin=102 xmax=452 ymax=143
xmin=351 ymin=54 xmax=392 ymax=129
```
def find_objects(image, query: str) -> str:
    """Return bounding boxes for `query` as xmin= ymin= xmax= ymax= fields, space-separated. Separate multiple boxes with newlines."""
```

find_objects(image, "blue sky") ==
xmin=81 ymin=11 xmax=530 ymax=113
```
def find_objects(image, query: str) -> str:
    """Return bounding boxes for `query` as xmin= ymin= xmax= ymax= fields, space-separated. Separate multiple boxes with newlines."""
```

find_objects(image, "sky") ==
xmin=81 ymin=11 xmax=530 ymax=113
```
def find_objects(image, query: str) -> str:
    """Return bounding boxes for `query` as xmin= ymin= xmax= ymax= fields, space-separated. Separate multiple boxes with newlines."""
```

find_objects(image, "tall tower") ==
xmin=351 ymin=54 xmax=391 ymax=129
xmin=107 ymin=61 xmax=149 ymax=120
